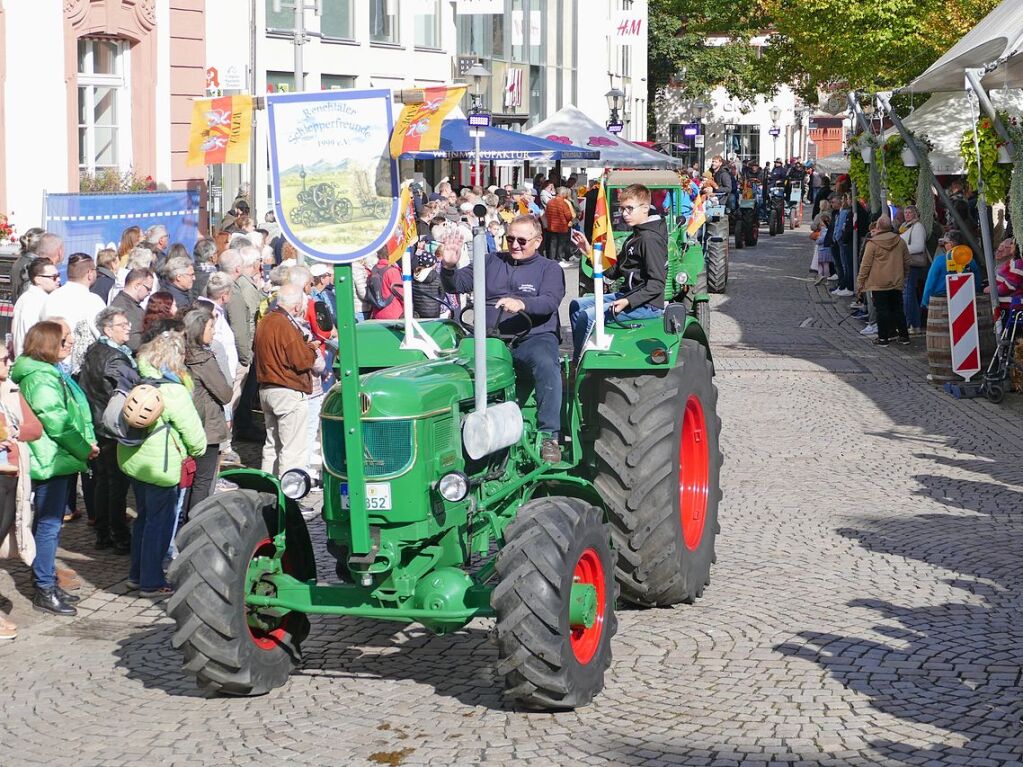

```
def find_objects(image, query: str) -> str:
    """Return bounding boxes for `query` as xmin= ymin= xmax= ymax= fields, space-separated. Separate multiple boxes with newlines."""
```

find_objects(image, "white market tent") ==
xmin=526 ymin=105 xmax=683 ymax=169
xmin=815 ymin=89 xmax=1023 ymax=175
xmin=908 ymin=0 xmax=1023 ymax=92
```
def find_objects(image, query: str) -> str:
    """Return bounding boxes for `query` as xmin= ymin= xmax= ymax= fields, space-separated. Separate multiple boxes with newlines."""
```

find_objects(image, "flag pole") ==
xmin=590 ymin=242 xmax=612 ymax=351
xmin=401 ymin=243 xmax=415 ymax=349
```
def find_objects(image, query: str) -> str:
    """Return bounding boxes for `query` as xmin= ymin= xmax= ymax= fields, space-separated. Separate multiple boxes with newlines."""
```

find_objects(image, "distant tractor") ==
xmin=168 ymin=193 xmax=722 ymax=710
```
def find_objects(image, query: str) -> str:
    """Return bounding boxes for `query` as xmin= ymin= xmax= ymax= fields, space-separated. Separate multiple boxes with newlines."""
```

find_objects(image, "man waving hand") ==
xmin=439 ymin=215 xmax=566 ymax=463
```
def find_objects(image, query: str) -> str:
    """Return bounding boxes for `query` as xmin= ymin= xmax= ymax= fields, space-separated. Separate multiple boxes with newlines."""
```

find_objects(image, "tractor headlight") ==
xmin=280 ymin=469 xmax=312 ymax=500
xmin=675 ymin=271 xmax=690 ymax=287
xmin=437 ymin=471 xmax=469 ymax=502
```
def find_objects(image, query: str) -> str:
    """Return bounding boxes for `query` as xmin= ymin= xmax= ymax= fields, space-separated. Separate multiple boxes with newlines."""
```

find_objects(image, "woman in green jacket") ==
xmin=118 ymin=330 xmax=206 ymax=598
xmin=10 ymin=320 xmax=98 ymax=616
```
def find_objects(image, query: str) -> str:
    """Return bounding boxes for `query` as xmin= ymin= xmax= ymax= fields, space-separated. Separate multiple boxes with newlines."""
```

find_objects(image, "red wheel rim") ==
xmin=247 ymin=538 xmax=291 ymax=651
xmin=570 ymin=547 xmax=606 ymax=664
xmin=679 ymin=394 xmax=710 ymax=551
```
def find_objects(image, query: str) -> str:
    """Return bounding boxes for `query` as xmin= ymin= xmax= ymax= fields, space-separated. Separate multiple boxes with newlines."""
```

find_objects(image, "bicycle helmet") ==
xmin=122 ymin=384 xmax=164 ymax=429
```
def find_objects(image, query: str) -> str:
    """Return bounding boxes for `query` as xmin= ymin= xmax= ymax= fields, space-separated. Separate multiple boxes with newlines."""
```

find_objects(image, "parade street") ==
xmin=2 ymin=229 xmax=1022 ymax=767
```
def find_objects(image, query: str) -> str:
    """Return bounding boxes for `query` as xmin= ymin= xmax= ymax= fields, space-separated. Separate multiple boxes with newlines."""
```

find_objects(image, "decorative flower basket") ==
xmin=901 ymin=145 xmax=918 ymax=167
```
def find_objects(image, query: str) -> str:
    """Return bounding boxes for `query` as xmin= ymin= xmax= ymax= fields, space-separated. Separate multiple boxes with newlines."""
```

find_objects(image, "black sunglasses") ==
xmin=508 ymin=236 xmax=534 ymax=248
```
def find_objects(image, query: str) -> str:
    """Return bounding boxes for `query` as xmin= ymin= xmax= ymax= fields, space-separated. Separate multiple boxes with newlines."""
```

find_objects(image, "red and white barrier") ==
xmin=945 ymin=272 xmax=981 ymax=381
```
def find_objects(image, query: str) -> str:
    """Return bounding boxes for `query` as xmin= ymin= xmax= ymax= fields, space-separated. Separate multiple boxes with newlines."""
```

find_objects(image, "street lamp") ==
xmin=768 ymin=105 xmax=781 ymax=162
xmin=465 ymin=62 xmax=490 ymax=117
xmin=463 ymin=62 xmax=490 ymax=187
xmin=605 ymin=84 xmax=625 ymax=134
xmin=689 ymin=100 xmax=709 ymax=168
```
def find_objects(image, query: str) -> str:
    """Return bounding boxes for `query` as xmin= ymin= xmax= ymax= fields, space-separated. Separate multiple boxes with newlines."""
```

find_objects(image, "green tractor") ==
xmin=583 ymin=170 xmax=713 ymax=332
xmin=167 ymin=204 xmax=722 ymax=710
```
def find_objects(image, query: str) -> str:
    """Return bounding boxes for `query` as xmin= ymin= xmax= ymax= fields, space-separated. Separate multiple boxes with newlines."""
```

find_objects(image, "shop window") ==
xmin=370 ymin=0 xmax=399 ymax=44
xmin=321 ymin=0 xmax=353 ymax=40
xmin=724 ymin=124 xmax=761 ymax=164
xmin=414 ymin=0 xmax=440 ymax=48
xmin=77 ymin=38 xmax=131 ymax=176
xmin=321 ymin=74 xmax=356 ymax=90
xmin=266 ymin=70 xmax=298 ymax=93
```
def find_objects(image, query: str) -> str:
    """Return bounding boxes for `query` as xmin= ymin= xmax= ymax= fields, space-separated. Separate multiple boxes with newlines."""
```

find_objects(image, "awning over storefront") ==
xmin=399 ymin=118 xmax=598 ymax=162
xmin=526 ymin=106 xmax=682 ymax=168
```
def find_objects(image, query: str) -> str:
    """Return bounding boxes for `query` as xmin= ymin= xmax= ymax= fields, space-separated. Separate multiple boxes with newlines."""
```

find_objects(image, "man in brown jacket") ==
xmin=856 ymin=216 xmax=911 ymax=346
xmin=254 ymin=283 xmax=318 ymax=474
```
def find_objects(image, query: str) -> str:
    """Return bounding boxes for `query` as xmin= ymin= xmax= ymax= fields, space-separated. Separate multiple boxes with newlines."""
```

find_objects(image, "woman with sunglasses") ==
xmin=10 ymin=321 xmax=98 ymax=616
xmin=11 ymin=258 xmax=61 ymax=357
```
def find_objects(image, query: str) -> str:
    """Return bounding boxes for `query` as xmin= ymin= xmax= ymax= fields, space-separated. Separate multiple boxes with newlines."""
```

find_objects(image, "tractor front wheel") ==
xmin=493 ymin=496 xmax=618 ymax=710
xmin=594 ymin=340 xmax=722 ymax=607
xmin=166 ymin=489 xmax=313 ymax=696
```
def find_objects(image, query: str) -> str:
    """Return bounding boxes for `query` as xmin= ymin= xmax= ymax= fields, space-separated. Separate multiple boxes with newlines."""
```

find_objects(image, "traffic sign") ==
xmin=946 ymin=272 xmax=981 ymax=381
xmin=769 ymin=126 xmax=781 ymax=137
xmin=694 ymin=135 xmax=705 ymax=148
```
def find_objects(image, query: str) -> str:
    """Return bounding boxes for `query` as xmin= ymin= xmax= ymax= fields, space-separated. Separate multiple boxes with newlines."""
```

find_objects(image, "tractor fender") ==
xmin=219 ymin=468 xmax=317 ymax=581
xmin=681 ymin=317 xmax=714 ymax=375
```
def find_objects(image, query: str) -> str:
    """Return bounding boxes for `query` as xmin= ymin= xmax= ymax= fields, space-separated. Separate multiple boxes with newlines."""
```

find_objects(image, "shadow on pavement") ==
xmin=113 ymin=616 xmax=508 ymax=709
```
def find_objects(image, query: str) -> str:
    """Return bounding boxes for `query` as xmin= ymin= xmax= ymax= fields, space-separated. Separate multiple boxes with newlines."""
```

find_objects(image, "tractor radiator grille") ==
xmin=322 ymin=419 xmax=415 ymax=479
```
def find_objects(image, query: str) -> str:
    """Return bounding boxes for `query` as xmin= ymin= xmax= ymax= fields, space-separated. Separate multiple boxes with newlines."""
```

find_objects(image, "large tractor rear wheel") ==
xmin=705 ymin=221 xmax=728 ymax=294
xmin=743 ymin=208 xmax=759 ymax=247
xmin=594 ymin=340 xmax=722 ymax=607
xmin=167 ymin=489 xmax=315 ymax=696
xmin=493 ymin=496 xmax=617 ymax=710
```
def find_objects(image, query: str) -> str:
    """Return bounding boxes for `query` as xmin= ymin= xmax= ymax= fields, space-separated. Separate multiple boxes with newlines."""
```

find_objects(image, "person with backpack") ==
xmin=77 ymin=307 xmax=140 ymax=554
xmin=368 ymin=246 xmax=404 ymax=320
xmin=117 ymin=331 xmax=206 ymax=599
xmin=10 ymin=320 xmax=99 ymax=616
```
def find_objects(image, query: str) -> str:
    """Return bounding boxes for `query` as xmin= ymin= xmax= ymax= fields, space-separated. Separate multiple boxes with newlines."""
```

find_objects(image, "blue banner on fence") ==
xmin=44 ymin=191 xmax=201 ymax=261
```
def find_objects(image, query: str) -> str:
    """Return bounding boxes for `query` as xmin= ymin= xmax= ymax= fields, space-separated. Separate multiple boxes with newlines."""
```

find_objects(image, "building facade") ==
xmin=0 ymin=0 xmax=206 ymax=232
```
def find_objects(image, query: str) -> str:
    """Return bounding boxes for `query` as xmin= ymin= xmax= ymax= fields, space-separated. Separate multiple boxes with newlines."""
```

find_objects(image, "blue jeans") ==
xmin=31 ymin=475 xmax=74 ymax=590
xmin=130 ymin=480 xmax=178 ymax=590
xmin=510 ymin=332 xmax=563 ymax=437
xmin=903 ymin=265 xmax=926 ymax=329
xmin=839 ymin=243 xmax=854 ymax=291
xmin=570 ymin=292 xmax=664 ymax=361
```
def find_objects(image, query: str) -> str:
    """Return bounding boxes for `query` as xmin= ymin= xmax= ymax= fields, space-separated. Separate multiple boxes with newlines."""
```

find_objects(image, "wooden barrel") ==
xmin=925 ymin=295 xmax=996 ymax=385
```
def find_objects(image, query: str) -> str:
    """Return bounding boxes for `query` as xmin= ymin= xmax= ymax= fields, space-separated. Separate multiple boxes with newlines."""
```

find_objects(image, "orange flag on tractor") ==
xmin=384 ymin=184 xmax=419 ymax=264
xmin=389 ymin=85 xmax=467 ymax=159
xmin=589 ymin=181 xmax=618 ymax=269
xmin=186 ymin=95 xmax=253 ymax=166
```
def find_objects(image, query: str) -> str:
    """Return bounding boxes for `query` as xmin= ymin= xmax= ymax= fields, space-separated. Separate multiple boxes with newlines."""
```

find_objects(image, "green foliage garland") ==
xmin=880 ymin=135 xmax=920 ymax=206
xmin=961 ymin=115 xmax=1011 ymax=204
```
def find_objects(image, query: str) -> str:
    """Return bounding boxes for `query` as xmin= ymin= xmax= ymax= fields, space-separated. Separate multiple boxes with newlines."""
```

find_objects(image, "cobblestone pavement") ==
xmin=2 ymin=226 xmax=1023 ymax=767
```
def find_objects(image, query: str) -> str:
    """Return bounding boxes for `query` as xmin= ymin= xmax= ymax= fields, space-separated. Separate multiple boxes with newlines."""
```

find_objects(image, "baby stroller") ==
xmin=983 ymin=298 xmax=1023 ymax=403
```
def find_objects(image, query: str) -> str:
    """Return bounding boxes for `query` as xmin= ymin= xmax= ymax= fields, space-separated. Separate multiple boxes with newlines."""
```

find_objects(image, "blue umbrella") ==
xmin=399 ymin=119 xmax=599 ymax=161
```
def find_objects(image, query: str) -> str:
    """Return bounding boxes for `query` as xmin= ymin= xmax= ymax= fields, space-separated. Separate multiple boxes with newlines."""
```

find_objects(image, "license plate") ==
xmin=340 ymin=482 xmax=392 ymax=511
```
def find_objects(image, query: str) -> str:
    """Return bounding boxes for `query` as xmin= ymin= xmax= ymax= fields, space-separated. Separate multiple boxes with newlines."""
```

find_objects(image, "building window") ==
xmin=266 ymin=70 xmax=297 ymax=93
xmin=77 ymin=38 xmax=131 ymax=176
xmin=457 ymin=12 xmax=490 ymax=56
xmin=265 ymin=0 xmax=294 ymax=31
xmin=414 ymin=0 xmax=440 ymax=48
xmin=724 ymin=124 xmax=761 ymax=164
xmin=370 ymin=0 xmax=399 ymax=44
xmin=321 ymin=74 xmax=356 ymax=90
xmin=321 ymin=0 xmax=353 ymax=40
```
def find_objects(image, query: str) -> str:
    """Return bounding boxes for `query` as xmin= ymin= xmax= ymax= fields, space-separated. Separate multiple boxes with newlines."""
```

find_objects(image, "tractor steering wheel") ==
xmin=459 ymin=299 xmax=533 ymax=345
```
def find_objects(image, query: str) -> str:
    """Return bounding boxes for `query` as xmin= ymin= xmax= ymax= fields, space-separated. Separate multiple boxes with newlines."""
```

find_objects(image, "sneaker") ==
xmin=139 ymin=586 xmax=174 ymax=600
xmin=909 ymin=326 xmax=923 ymax=336
xmin=873 ymin=338 xmax=891 ymax=346
xmin=851 ymin=311 xmax=868 ymax=319
xmin=835 ymin=288 xmax=855 ymax=297
xmin=220 ymin=449 xmax=242 ymax=467
xmin=898 ymin=336 xmax=911 ymax=345
xmin=0 ymin=615 xmax=17 ymax=640
xmin=826 ymin=274 xmax=839 ymax=282
xmin=849 ymin=300 xmax=864 ymax=309
xmin=860 ymin=323 xmax=878 ymax=336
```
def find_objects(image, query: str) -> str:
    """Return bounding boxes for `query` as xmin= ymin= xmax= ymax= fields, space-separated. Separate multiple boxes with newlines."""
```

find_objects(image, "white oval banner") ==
xmin=267 ymin=89 xmax=399 ymax=263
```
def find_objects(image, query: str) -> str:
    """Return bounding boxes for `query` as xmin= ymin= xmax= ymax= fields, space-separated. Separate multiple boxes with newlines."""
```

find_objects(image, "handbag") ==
xmin=179 ymin=456 xmax=197 ymax=489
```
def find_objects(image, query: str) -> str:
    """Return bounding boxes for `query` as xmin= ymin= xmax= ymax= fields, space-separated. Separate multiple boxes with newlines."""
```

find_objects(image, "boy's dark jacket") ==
xmin=608 ymin=214 xmax=668 ymax=310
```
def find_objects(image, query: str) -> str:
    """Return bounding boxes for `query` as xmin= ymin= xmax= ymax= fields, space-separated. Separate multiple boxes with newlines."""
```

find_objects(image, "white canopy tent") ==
xmin=526 ymin=105 xmax=682 ymax=169
xmin=908 ymin=0 xmax=1023 ymax=93
xmin=814 ymin=89 xmax=1023 ymax=175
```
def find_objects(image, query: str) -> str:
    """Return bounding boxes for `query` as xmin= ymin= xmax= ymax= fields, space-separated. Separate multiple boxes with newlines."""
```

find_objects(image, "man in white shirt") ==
xmin=12 ymin=258 xmax=60 ymax=356
xmin=41 ymin=254 xmax=107 ymax=372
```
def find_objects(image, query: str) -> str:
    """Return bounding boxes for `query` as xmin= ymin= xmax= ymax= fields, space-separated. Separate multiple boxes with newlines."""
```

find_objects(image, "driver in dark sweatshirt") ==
xmin=569 ymin=183 xmax=667 ymax=361
xmin=439 ymin=215 xmax=566 ymax=463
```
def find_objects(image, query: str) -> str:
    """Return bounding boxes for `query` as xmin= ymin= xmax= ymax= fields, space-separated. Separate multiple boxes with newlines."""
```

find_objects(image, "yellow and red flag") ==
xmin=589 ymin=181 xmax=618 ymax=269
xmin=686 ymin=192 xmax=707 ymax=237
xmin=389 ymin=85 xmax=466 ymax=159
xmin=384 ymin=184 xmax=419 ymax=264
xmin=186 ymin=95 xmax=253 ymax=166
